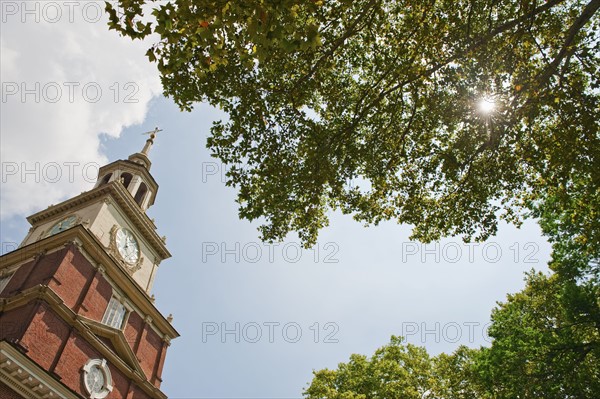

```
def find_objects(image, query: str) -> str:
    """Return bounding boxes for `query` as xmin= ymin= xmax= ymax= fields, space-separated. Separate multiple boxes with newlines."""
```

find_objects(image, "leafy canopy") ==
xmin=478 ymin=272 xmax=600 ymax=398
xmin=304 ymin=271 xmax=600 ymax=399
xmin=303 ymin=335 xmax=483 ymax=399
xmin=107 ymin=0 xmax=600 ymax=246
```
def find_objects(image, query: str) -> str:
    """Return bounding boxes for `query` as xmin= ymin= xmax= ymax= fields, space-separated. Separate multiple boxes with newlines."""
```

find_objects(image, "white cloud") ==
xmin=1 ymin=1 xmax=162 ymax=218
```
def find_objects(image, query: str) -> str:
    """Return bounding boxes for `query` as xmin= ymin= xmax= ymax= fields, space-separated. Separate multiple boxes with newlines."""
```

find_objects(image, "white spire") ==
xmin=140 ymin=126 xmax=163 ymax=156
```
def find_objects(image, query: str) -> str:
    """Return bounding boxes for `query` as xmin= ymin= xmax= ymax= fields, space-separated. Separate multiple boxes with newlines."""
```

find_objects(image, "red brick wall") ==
xmin=54 ymin=330 xmax=106 ymax=395
xmin=28 ymin=305 xmax=152 ymax=398
xmin=107 ymin=361 xmax=130 ymax=398
xmin=50 ymin=245 xmax=164 ymax=384
xmin=20 ymin=302 xmax=70 ymax=371
xmin=0 ymin=258 xmax=35 ymax=297
xmin=0 ymin=382 xmax=23 ymax=398
xmin=49 ymin=246 xmax=95 ymax=310
xmin=128 ymin=384 xmax=148 ymax=399
xmin=137 ymin=327 xmax=163 ymax=386
xmin=79 ymin=271 xmax=112 ymax=322
xmin=124 ymin=311 xmax=144 ymax=350
xmin=123 ymin=311 xmax=167 ymax=386
xmin=0 ymin=302 xmax=36 ymax=341
xmin=1 ymin=244 xmax=169 ymax=397
xmin=0 ymin=248 xmax=67 ymax=297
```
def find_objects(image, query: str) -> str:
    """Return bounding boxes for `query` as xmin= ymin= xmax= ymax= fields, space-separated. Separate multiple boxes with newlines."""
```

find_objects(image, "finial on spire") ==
xmin=128 ymin=126 xmax=163 ymax=170
xmin=140 ymin=126 xmax=163 ymax=156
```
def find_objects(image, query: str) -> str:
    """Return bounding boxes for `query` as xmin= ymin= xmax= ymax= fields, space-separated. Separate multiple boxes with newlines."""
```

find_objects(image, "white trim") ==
xmin=1 ymin=245 xmax=65 ymax=275
xmin=0 ymin=342 xmax=79 ymax=398
xmin=82 ymin=358 xmax=113 ymax=399
xmin=101 ymin=297 xmax=128 ymax=330
xmin=0 ymin=274 xmax=13 ymax=294
xmin=75 ymin=242 xmax=166 ymax=339
xmin=0 ymin=226 xmax=178 ymax=341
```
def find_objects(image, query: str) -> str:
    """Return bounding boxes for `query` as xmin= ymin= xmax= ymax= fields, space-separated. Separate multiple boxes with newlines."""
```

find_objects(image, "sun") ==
xmin=478 ymin=97 xmax=496 ymax=114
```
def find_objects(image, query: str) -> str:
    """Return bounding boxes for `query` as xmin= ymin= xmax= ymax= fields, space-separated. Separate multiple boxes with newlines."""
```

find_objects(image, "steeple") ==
xmin=128 ymin=127 xmax=163 ymax=171
xmin=95 ymin=127 xmax=164 ymax=211
xmin=21 ymin=127 xmax=170 ymax=292
xmin=1 ymin=128 xmax=177 ymax=399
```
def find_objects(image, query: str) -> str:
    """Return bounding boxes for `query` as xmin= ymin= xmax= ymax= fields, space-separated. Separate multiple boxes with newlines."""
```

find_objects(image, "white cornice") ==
xmin=78 ymin=316 xmax=146 ymax=377
xmin=0 ymin=227 xmax=179 ymax=341
xmin=0 ymin=287 xmax=169 ymax=399
xmin=26 ymin=182 xmax=170 ymax=259
xmin=0 ymin=341 xmax=80 ymax=399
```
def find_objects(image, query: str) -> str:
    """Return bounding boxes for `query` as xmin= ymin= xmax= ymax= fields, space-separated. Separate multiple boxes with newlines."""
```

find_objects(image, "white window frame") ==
xmin=82 ymin=358 xmax=113 ymax=399
xmin=101 ymin=297 xmax=129 ymax=329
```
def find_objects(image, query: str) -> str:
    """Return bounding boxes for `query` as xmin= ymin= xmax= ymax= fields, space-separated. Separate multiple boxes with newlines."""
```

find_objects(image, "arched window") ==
xmin=134 ymin=182 xmax=148 ymax=206
xmin=120 ymin=173 xmax=133 ymax=189
xmin=99 ymin=173 xmax=112 ymax=186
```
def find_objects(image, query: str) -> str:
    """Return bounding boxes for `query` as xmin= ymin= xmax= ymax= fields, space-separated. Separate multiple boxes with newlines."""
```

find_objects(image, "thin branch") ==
xmin=291 ymin=0 xmax=381 ymax=93
xmin=333 ymin=0 xmax=573 ymax=164
xmin=381 ymin=0 xmax=568 ymax=99
xmin=529 ymin=28 xmax=552 ymax=66
xmin=536 ymin=0 xmax=600 ymax=87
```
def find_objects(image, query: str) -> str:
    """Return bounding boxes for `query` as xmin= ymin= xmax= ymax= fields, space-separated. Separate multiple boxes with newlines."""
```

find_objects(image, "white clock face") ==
xmin=115 ymin=228 xmax=140 ymax=264
xmin=85 ymin=365 xmax=105 ymax=393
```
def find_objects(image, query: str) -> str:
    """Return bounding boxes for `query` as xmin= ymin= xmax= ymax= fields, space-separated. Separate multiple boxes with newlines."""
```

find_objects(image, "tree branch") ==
xmin=290 ymin=0 xmax=381 ymax=93
xmin=536 ymin=0 xmax=600 ymax=87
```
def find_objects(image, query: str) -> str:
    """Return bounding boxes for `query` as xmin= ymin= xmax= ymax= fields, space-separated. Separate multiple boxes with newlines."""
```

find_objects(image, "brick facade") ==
xmin=0 ymin=243 xmax=170 ymax=398
xmin=1 ymin=149 xmax=177 ymax=399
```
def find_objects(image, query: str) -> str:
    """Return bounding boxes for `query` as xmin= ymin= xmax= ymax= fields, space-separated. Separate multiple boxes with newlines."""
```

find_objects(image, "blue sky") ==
xmin=1 ymin=3 xmax=552 ymax=397
xmin=109 ymin=99 xmax=554 ymax=397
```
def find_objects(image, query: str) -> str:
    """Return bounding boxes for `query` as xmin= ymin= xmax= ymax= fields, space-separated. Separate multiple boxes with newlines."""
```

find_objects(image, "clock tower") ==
xmin=0 ymin=132 xmax=179 ymax=398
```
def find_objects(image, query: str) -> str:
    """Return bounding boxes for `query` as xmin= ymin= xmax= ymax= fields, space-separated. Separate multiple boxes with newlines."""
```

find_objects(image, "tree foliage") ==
xmin=105 ymin=2 xmax=600 ymax=394
xmin=303 ymin=185 xmax=600 ymax=397
xmin=107 ymin=0 xmax=599 ymax=246
xmin=478 ymin=271 xmax=600 ymax=398
xmin=533 ymin=175 xmax=599 ymax=283
xmin=304 ymin=157 xmax=600 ymax=397
xmin=304 ymin=336 xmax=483 ymax=399
xmin=304 ymin=271 xmax=600 ymax=399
